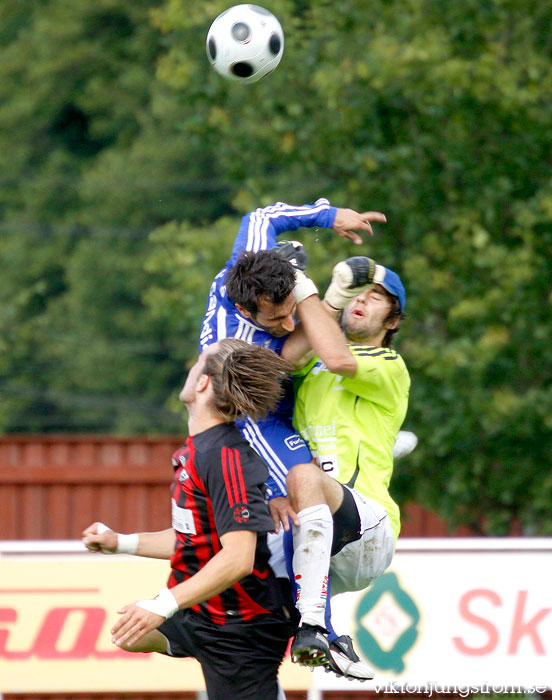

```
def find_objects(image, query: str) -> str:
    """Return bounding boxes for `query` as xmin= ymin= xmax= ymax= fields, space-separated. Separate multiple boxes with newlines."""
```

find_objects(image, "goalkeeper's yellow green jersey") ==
xmin=293 ymin=344 xmax=410 ymax=541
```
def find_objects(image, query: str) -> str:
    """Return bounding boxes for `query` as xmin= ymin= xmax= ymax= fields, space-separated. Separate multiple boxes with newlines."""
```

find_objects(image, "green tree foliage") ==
xmin=0 ymin=0 xmax=190 ymax=432
xmin=146 ymin=0 xmax=552 ymax=533
xmin=1 ymin=0 xmax=551 ymax=532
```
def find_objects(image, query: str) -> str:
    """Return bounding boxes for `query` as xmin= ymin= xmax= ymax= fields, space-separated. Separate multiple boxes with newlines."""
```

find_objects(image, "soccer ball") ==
xmin=206 ymin=4 xmax=284 ymax=84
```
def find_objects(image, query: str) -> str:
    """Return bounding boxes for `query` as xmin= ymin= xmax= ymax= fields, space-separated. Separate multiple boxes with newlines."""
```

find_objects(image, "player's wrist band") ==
xmin=136 ymin=587 xmax=179 ymax=619
xmin=95 ymin=523 xmax=138 ymax=554
xmin=116 ymin=533 xmax=139 ymax=555
xmin=294 ymin=269 xmax=318 ymax=304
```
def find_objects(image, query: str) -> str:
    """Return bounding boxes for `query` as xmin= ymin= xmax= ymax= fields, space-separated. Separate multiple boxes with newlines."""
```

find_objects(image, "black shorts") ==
xmin=331 ymin=483 xmax=362 ymax=556
xmin=157 ymin=608 xmax=294 ymax=700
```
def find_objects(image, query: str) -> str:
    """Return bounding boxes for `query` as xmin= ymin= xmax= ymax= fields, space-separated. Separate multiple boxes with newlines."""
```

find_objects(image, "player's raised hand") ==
xmin=82 ymin=522 xmax=118 ymax=554
xmin=324 ymin=256 xmax=385 ymax=310
xmin=273 ymin=240 xmax=307 ymax=271
xmin=333 ymin=209 xmax=387 ymax=244
xmin=273 ymin=240 xmax=318 ymax=303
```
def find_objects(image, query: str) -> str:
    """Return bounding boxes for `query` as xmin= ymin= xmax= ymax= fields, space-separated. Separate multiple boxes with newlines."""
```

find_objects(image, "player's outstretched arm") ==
xmin=283 ymin=255 xmax=385 ymax=374
xmin=82 ymin=522 xmax=176 ymax=559
xmin=293 ymin=296 xmax=357 ymax=377
xmin=332 ymin=209 xmax=387 ymax=244
xmin=230 ymin=198 xmax=337 ymax=261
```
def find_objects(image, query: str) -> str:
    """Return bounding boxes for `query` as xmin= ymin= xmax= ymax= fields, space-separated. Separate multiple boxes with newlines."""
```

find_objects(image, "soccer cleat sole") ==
xmin=291 ymin=648 xmax=329 ymax=667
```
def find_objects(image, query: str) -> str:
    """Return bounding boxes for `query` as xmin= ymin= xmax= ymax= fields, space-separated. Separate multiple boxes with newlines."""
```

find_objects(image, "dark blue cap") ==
xmin=380 ymin=267 xmax=406 ymax=312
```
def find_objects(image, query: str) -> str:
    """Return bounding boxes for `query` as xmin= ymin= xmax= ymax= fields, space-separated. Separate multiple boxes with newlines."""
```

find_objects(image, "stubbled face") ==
xmin=248 ymin=293 xmax=297 ymax=337
xmin=342 ymin=285 xmax=397 ymax=344
xmin=178 ymin=343 xmax=218 ymax=405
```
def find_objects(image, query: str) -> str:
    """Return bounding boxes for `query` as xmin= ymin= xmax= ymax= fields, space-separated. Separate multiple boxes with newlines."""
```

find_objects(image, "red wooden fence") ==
xmin=0 ymin=435 xmax=183 ymax=539
xmin=0 ymin=435 xmax=474 ymax=539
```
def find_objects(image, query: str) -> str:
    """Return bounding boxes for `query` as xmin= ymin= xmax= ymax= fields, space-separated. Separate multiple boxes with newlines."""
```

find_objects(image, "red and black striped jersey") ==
xmin=167 ymin=422 xmax=281 ymax=625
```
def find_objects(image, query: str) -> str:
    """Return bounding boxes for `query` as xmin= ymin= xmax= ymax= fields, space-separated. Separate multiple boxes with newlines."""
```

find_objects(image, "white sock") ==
xmin=292 ymin=503 xmax=333 ymax=629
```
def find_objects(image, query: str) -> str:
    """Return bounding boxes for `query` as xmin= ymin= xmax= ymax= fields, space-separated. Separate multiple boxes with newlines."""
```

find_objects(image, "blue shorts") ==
xmin=236 ymin=415 xmax=312 ymax=498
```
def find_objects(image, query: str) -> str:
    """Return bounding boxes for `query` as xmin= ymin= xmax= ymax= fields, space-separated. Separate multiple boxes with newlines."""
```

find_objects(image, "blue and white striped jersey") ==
xmin=197 ymin=199 xmax=337 ymax=498
xmin=199 ymin=199 xmax=337 ymax=354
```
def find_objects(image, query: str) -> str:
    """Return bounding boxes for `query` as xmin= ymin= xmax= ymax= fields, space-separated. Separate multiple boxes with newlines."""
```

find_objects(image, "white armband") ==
xmin=116 ymin=533 xmax=139 ymax=555
xmin=136 ymin=587 xmax=179 ymax=619
xmin=95 ymin=523 xmax=138 ymax=555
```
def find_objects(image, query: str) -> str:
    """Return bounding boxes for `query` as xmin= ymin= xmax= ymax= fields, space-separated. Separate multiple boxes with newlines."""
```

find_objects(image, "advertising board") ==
xmin=1 ymin=539 xmax=550 ymax=693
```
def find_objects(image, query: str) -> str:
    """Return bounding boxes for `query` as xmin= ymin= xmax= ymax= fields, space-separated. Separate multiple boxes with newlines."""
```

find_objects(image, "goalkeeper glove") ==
xmin=324 ymin=256 xmax=385 ymax=310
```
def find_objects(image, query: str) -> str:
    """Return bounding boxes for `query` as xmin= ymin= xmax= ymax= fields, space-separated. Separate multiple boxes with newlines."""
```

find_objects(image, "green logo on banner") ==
xmin=354 ymin=571 xmax=420 ymax=673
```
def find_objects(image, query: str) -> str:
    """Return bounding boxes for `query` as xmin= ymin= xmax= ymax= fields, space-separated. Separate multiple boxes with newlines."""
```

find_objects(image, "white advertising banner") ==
xmin=1 ymin=539 xmax=550 ymax=693
xmin=315 ymin=539 xmax=552 ymax=693
xmin=0 ymin=542 xmax=308 ymax=693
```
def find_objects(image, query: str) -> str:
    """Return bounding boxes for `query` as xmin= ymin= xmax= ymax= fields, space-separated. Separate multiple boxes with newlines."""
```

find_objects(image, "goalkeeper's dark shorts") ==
xmin=157 ymin=605 xmax=294 ymax=700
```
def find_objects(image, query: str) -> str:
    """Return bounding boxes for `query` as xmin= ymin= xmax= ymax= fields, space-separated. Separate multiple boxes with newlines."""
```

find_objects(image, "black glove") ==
xmin=273 ymin=240 xmax=317 ymax=303
xmin=273 ymin=240 xmax=307 ymax=271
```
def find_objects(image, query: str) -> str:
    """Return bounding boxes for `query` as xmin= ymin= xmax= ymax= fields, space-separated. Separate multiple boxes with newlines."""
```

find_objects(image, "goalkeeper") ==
xmin=280 ymin=255 xmax=411 ymax=675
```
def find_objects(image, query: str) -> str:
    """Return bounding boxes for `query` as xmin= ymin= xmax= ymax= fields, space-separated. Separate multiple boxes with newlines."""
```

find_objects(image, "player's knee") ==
xmin=287 ymin=461 xmax=323 ymax=492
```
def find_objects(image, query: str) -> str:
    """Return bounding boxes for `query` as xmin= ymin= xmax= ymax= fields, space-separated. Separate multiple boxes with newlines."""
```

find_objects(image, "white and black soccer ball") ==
xmin=206 ymin=4 xmax=284 ymax=84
